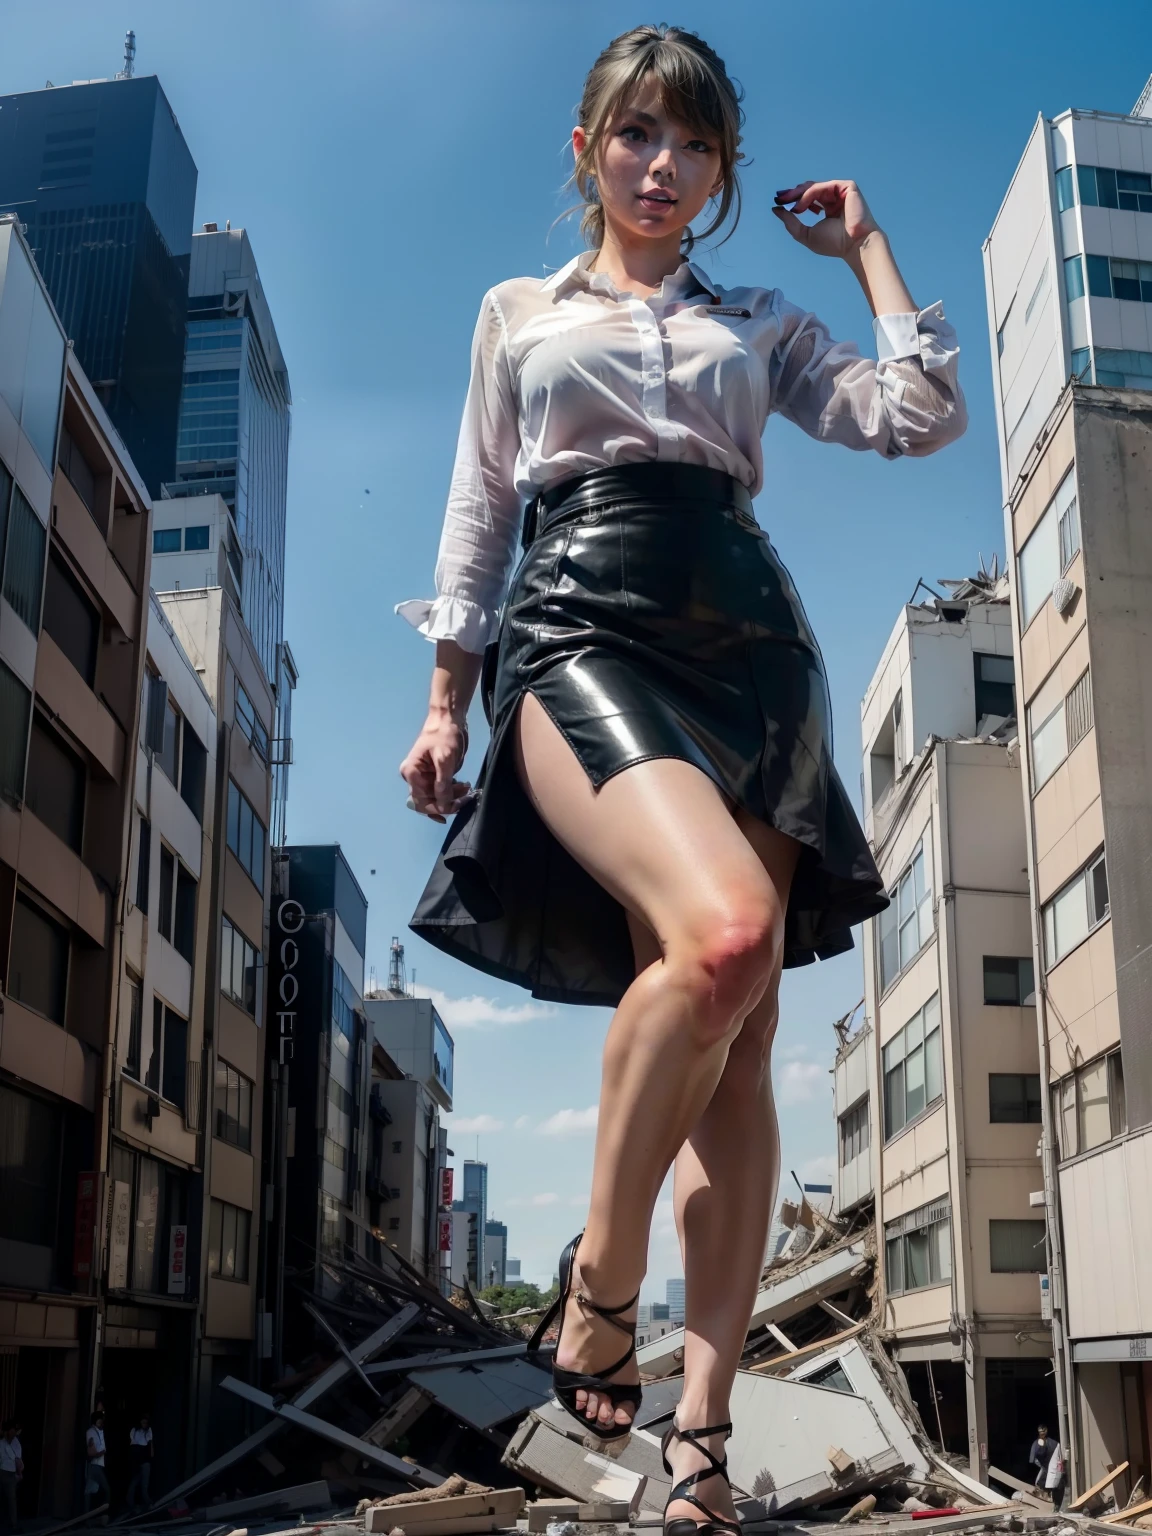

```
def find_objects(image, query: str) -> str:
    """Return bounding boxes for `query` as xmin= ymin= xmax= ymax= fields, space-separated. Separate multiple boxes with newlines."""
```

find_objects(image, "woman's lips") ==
xmin=637 ymin=193 xmax=676 ymax=211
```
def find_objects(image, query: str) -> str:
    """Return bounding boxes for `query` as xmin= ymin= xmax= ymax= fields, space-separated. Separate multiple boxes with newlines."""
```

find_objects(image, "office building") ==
xmin=485 ymin=1219 xmax=508 ymax=1288
xmin=163 ymin=223 xmax=294 ymax=823
xmin=452 ymin=1160 xmax=489 ymax=1289
xmin=0 ymin=76 xmax=197 ymax=496
xmin=666 ymin=1277 xmax=685 ymax=1325
xmin=364 ymin=993 xmax=452 ymax=1281
xmin=505 ymin=1257 xmax=521 ymax=1281
xmin=265 ymin=845 xmax=370 ymax=1364
xmin=836 ymin=571 xmax=1051 ymax=1481
xmin=0 ymin=217 xmax=151 ymax=1515
xmin=152 ymin=578 xmax=277 ymax=1464
xmin=983 ymin=77 xmax=1152 ymax=1498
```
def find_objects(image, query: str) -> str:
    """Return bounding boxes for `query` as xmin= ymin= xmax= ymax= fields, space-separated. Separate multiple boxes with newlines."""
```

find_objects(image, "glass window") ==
xmin=974 ymin=652 xmax=1015 ymax=722
xmin=1031 ymin=695 xmax=1067 ymax=788
xmin=125 ymin=977 xmax=143 ymax=1080
xmin=152 ymin=528 xmax=181 ymax=554
xmin=1086 ymin=254 xmax=1113 ymax=298
xmin=213 ymin=1061 xmax=253 ymax=1151
xmin=184 ymin=525 xmax=210 ymax=551
xmin=161 ymin=1009 xmax=187 ymax=1112
xmin=885 ymin=1201 xmax=951 ymax=1295
xmin=58 ymin=425 xmax=98 ymax=517
xmin=989 ymin=1073 xmax=1043 ymax=1123
xmin=220 ymin=915 xmax=260 ymax=1019
xmin=157 ymin=698 xmax=180 ymax=785
xmin=158 ymin=846 xmax=175 ymax=942
xmin=0 ymin=659 xmax=32 ymax=804
xmin=1018 ymin=471 xmax=1077 ymax=630
xmin=207 ymin=1199 xmax=250 ymax=1281
xmin=1077 ymin=1058 xmax=1111 ymax=1152
xmin=1077 ymin=164 xmax=1099 ymax=206
xmin=1043 ymin=851 xmax=1108 ymax=968
xmin=179 ymin=722 xmax=207 ymax=823
xmin=174 ymin=866 xmax=197 ymax=964
xmin=989 ymin=1219 xmax=1046 ymax=1273
xmin=983 ymin=956 xmax=1036 ymax=1006
xmin=43 ymin=550 xmax=99 ymax=686
xmin=147 ymin=999 xmax=162 ymax=1092
xmin=22 ymin=288 xmax=65 ymax=472
xmin=838 ymin=1098 xmax=869 ymax=1166
xmin=1063 ymin=254 xmax=1085 ymax=302
xmin=1055 ymin=165 xmax=1075 ymax=213
xmin=1109 ymin=1052 xmax=1127 ymax=1137
xmin=883 ymin=995 xmax=944 ymax=1140
xmin=25 ymin=716 xmax=85 ymax=852
xmin=235 ymin=682 xmax=269 ymax=760
xmin=805 ymin=1361 xmax=854 ymax=1394
xmin=135 ymin=818 xmax=151 ymax=913
xmin=2 ymin=486 xmax=47 ymax=635
xmin=9 ymin=894 xmax=68 ymax=1023
xmin=1071 ymin=347 xmax=1092 ymax=381
xmin=131 ymin=1156 xmax=162 ymax=1292
xmin=226 ymin=780 xmax=266 ymax=894
xmin=878 ymin=839 xmax=934 ymax=991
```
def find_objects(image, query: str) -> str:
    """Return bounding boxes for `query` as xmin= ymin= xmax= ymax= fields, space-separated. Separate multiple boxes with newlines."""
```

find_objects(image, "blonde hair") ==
xmin=572 ymin=25 xmax=745 ymax=253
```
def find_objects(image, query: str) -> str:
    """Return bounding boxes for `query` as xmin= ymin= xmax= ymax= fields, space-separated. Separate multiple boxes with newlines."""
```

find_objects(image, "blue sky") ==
xmin=7 ymin=1 xmax=1149 ymax=1295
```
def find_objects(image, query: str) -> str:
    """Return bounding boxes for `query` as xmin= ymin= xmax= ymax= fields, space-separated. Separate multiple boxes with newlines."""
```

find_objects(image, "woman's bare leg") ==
xmin=516 ymin=692 xmax=798 ymax=1430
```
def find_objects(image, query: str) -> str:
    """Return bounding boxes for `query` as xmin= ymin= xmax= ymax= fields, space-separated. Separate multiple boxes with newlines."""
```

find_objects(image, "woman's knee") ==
xmin=671 ymin=897 xmax=783 ymax=1049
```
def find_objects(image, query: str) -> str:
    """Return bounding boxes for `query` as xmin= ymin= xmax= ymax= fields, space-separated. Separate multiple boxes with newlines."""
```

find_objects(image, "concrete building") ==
xmin=363 ymin=993 xmax=453 ymax=1282
xmin=485 ymin=1219 xmax=508 ymax=1288
xmin=0 ymin=216 xmax=152 ymax=1515
xmin=452 ymin=1160 xmax=489 ymax=1288
xmin=667 ymin=1277 xmax=686 ymax=1325
xmin=265 ymin=845 xmax=371 ymax=1367
xmin=152 ymin=580 xmax=277 ymax=1466
xmin=505 ymin=1258 xmax=521 ymax=1281
xmin=983 ymin=76 xmax=1152 ymax=1500
xmin=162 ymin=223 xmax=295 ymax=839
xmin=837 ymin=572 xmax=1052 ymax=1483
xmin=0 ymin=75 xmax=197 ymax=496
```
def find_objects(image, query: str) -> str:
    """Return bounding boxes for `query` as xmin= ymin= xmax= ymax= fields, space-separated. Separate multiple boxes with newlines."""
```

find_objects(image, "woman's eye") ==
xmin=687 ymin=140 xmax=713 ymax=154
xmin=620 ymin=125 xmax=647 ymax=142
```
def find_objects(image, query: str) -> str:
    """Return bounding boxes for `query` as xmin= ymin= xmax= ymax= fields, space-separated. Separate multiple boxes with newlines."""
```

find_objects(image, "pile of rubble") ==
xmin=122 ymin=1206 xmax=1148 ymax=1535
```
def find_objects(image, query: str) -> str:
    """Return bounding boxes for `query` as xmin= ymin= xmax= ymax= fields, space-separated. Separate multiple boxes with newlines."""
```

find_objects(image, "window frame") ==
xmin=885 ymin=1199 xmax=952 ymax=1297
xmin=1042 ymin=849 xmax=1109 ymax=971
xmin=220 ymin=914 xmax=261 ymax=1018
xmin=9 ymin=891 xmax=69 ymax=1025
xmin=1052 ymin=1047 xmax=1126 ymax=1161
xmin=207 ymin=1197 xmax=251 ymax=1282
xmin=838 ymin=1097 xmax=870 ymax=1167
xmin=989 ymin=1218 xmax=1047 ymax=1274
xmin=877 ymin=838 xmax=934 ymax=994
xmin=882 ymin=994 xmax=944 ymax=1142
xmin=1017 ymin=469 xmax=1079 ymax=633
xmin=226 ymin=779 xmax=267 ymax=894
xmin=213 ymin=1060 xmax=253 ymax=1151
xmin=234 ymin=681 xmax=269 ymax=762
xmin=982 ymin=955 xmax=1036 ymax=1007
xmin=988 ymin=1072 xmax=1043 ymax=1124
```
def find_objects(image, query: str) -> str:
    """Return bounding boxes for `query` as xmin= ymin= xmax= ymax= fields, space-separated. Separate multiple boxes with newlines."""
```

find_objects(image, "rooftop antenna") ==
xmin=388 ymin=936 xmax=408 ymax=997
xmin=119 ymin=31 xmax=136 ymax=80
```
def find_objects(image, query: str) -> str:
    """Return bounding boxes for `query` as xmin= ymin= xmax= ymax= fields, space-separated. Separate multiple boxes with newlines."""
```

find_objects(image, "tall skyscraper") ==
xmin=164 ymin=224 xmax=291 ymax=698
xmin=452 ymin=1160 xmax=488 ymax=1285
xmin=0 ymin=76 xmax=197 ymax=495
xmin=666 ymin=1277 xmax=685 ymax=1324
xmin=982 ymin=77 xmax=1152 ymax=1498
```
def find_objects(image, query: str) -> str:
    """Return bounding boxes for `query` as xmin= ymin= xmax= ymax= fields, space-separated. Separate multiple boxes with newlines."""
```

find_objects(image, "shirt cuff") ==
xmin=873 ymin=312 xmax=921 ymax=362
xmin=395 ymin=594 xmax=494 ymax=654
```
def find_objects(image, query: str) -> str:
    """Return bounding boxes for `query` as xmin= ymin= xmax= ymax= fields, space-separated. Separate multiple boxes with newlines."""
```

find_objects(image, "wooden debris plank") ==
xmin=1101 ymin=1497 xmax=1152 ymax=1525
xmin=748 ymin=1321 xmax=867 ymax=1373
xmin=1072 ymin=1463 xmax=1132 ymax=1512
xmin=366 ymin=1490 xmax=524 ymax=1535
xmin=985 ymin=1465 xmax=1051 ymax=1508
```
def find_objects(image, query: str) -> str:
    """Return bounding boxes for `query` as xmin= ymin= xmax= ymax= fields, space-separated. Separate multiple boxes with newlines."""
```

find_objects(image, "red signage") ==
xmin=440 ymin=1167 xmax=453 ymax=1209
xmin=73 ymin=1171 xmax=99 ymax=1283
xmin=438 ymin=1213 xmax=453 ymax=1253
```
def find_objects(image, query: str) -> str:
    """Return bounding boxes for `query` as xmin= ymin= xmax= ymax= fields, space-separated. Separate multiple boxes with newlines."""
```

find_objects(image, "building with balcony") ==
xmin=983 ymin=73 xmax=1152 ymax=1500
xmin=0 ymin=215 xmax=151 ymax=1515
xmin=0 ymin=76 xmax=198 ymax=496
xmin=840 ymin=571 xmax=1051 ymax=1484
xmin=363 ymin=993 xmax=453 ymax=1283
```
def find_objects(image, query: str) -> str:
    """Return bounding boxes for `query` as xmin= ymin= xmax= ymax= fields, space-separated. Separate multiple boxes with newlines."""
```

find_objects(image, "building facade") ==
xmin=363 ymin=994 xmax=453 ymax=1283
xmin=984 ymin=84 xmax=1152 ymax=1496
xmin=0 ymin=217 xmax=152 ymax=1515
xmin=452 ymin=1160 xmax=489 ymax=1289
xmin=485 ymin=1219 xmax=508 ymax=1289
xmin=265 ymin=845 xmax=370 ymax=1368
xmin=0 ymin=76 xmax=197 ymax=496
xmin=837 ymin=576 xmax=1053 ymax=1483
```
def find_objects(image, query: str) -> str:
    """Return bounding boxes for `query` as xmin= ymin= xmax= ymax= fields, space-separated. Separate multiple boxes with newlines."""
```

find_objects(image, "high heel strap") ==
xmin=661 ymin=1421 xmax=733 ymax=1478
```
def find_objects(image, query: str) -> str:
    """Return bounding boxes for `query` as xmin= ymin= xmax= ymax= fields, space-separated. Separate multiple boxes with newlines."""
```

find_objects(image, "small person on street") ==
xmin=1029 ymin=1423 xmax=1055 ymax=1490
xmin=84 ymin=1410 xmax=110 ymax=1514
xmin=125 ymin=1414 xmax=154 ymax=1513
xmin=0 ymin=1419 xmax=23 ymax=1534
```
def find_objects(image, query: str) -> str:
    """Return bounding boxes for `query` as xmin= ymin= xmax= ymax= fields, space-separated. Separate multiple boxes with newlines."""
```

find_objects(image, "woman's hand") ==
xmin=400 ymin=712 xmax=471 ymax=823
xmin=772 ymin=180 xmax=881 ymax=259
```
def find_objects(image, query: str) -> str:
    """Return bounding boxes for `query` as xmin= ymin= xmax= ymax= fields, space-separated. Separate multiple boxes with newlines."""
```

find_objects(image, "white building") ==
xmin=835 ymin=573 xmax=1050 ymax=1480
xmin=983 ymin=75 xmax=1152 ymax=1499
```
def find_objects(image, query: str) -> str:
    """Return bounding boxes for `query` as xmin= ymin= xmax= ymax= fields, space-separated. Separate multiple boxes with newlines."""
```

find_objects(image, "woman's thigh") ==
xmin=515 ymin=693 xmax=782 ymax=947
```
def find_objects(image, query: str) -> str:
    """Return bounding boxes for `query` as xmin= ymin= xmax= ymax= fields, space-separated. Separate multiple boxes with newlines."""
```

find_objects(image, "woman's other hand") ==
xmin=772 ymin=179 xmax=881 ymax=259
xmin=400 ymin=713 xmax=471 ymax=822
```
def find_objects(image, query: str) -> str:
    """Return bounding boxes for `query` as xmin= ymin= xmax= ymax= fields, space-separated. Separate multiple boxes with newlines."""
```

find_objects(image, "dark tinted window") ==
xmin=58 ymin=425 xmax=98 ymax=516
xmin=2 ymin=486 xmax=47 ymax=634
xmin=184 ymin=524 xmax=210 ymax=551
xmin=159 ymin=846 xmax=175 ymax=941
xmin=174 ymin=865 xmax=196 ymax=964
xmin=0 ymin=1083 xmax=61 ymax=1246
xmin=162 ymin=1008 xmax=187 ymax=1111
xmin=25 ymin=717 xmax=85 ymax=851
xmin=153 ymin=528 xmax=180 ymax=553
xmin=43 ymin=551 xmax=99 ymax=686
xmin=975 ymin=652 xmax=1015 ymax=723
xmin=0 ymin=462 xmax=12 ymax=574
xmin=9 ymin=894 xmax=68 ymax=1023
xmin=983 ymin=955 xmax=1035 ymax=1006
xmin=157 ymin=697 xmax=179 ymax=784
xmin=990 ymin=1073 xmax=1043 ymax=1123
xmin=0 ymin=659 xmax=32 ymax=803
xmin=135 ymin=818 xmax=151 ymax=912
xmin=126 ymin=978 xmax=142 ymax=1079
xmin=227 ymin=780 xmax=266 ymax=894
xmin=180 ymin=721 xmax=207 ymax=822
xmin=213 ymin=1061 xmax=253 ymax=1151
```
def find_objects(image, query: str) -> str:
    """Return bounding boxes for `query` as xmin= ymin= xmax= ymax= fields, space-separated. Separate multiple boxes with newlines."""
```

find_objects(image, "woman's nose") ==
xmin=650 ymin=145 xmax=677 ymax=177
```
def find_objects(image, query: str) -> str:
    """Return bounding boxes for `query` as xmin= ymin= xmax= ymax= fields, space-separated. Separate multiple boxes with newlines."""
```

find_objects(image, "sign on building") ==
xmin=168 ymin=1224 xmax=188 ymax=1295
xmin=109 ymin=1181 xmax=132 ymax=1290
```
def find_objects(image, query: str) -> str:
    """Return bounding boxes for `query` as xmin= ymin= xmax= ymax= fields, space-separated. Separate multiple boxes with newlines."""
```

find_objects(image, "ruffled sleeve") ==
xmin=396 ymin=289 xmax=522 ymax=652
xmin=771 ymin=297 xmax=966 ymax=459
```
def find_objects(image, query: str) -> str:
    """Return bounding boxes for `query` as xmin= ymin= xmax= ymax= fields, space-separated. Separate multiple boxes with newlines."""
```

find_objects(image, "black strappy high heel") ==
xmin=661 ymin=1421 xmax=741 ymax=1536
xmin=527 ymin=1232 xmax=641 ymax=1442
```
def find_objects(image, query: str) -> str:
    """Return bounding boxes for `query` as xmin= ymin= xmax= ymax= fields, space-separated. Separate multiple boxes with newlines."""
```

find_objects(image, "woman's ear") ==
xmin=572 ymin=125 xmax=587 ymax=158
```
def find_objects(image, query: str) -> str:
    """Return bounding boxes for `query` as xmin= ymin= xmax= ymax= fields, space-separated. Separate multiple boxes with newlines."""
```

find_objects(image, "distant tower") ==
xmin=119 ymin=31 xmax=137 ymax=79
xmin=388 ymin=936 xmax=408 ymax=997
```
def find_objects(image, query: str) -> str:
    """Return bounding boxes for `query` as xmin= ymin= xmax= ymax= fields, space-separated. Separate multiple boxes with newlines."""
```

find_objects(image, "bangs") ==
xmin=597 ymin=50 xmax=735 ymax=157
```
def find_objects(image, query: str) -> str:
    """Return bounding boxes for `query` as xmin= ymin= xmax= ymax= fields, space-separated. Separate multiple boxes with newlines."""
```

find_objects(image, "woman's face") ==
xmin=574 ymin=77 xmax=723 ymax=246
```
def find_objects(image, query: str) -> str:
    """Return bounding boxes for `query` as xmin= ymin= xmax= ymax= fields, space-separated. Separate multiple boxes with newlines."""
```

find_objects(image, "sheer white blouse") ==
xmin=398 ymin=251 xmax=966 ymax=654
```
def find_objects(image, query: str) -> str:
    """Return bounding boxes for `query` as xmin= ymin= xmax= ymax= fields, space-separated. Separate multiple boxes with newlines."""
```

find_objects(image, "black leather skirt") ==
xmin=410 ymin=462 xmax=887 ymax=1007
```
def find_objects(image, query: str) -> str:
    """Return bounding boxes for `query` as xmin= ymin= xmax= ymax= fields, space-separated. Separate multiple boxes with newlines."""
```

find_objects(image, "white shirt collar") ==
xmin=542 ymin=251 xmax=718 ymax=303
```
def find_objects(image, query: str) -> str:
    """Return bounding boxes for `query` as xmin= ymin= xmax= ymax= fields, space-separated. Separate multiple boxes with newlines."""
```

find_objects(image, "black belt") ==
xmin=522 ymin=462 xmax=755 ymax=549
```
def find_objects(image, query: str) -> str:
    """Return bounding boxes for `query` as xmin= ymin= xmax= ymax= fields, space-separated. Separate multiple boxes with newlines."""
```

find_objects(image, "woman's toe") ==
xmin=584 ymin=1390 xmax=600 ymax=1420
xmin=614 ymin=1403 xmax=633 ymax=1426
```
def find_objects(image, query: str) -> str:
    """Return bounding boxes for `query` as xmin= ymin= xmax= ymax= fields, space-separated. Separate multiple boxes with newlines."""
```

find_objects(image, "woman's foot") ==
xmin=554 ymin=1254 xmax=641 ymax=1431
xmin=664 ymin=1422 xmax=740 ymax=1534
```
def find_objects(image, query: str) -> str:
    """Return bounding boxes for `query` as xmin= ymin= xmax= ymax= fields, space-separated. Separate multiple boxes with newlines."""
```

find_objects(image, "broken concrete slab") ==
xmin=504 ymin=1402 xmax=670 ymax=1513
xmin=363 ymin=1487 xmax=525 ymax=1534
xmin=408 ymin=1354 xmax=553 ymax=1431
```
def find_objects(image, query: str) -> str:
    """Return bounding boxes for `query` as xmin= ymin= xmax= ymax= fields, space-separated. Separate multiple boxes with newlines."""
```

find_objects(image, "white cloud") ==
xmin=778 ymin=1060 xmax=827 ymax=1105
xmin=507 ymin=1192 xmax=561 ymax=1207
xmin=450 ymin=1113 xmax=505 ymax=1133
xmin=536 ymin=1106 xmax=599 ymax=1137
xmin=414 ymin=985 xmax=555 ymax=1031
